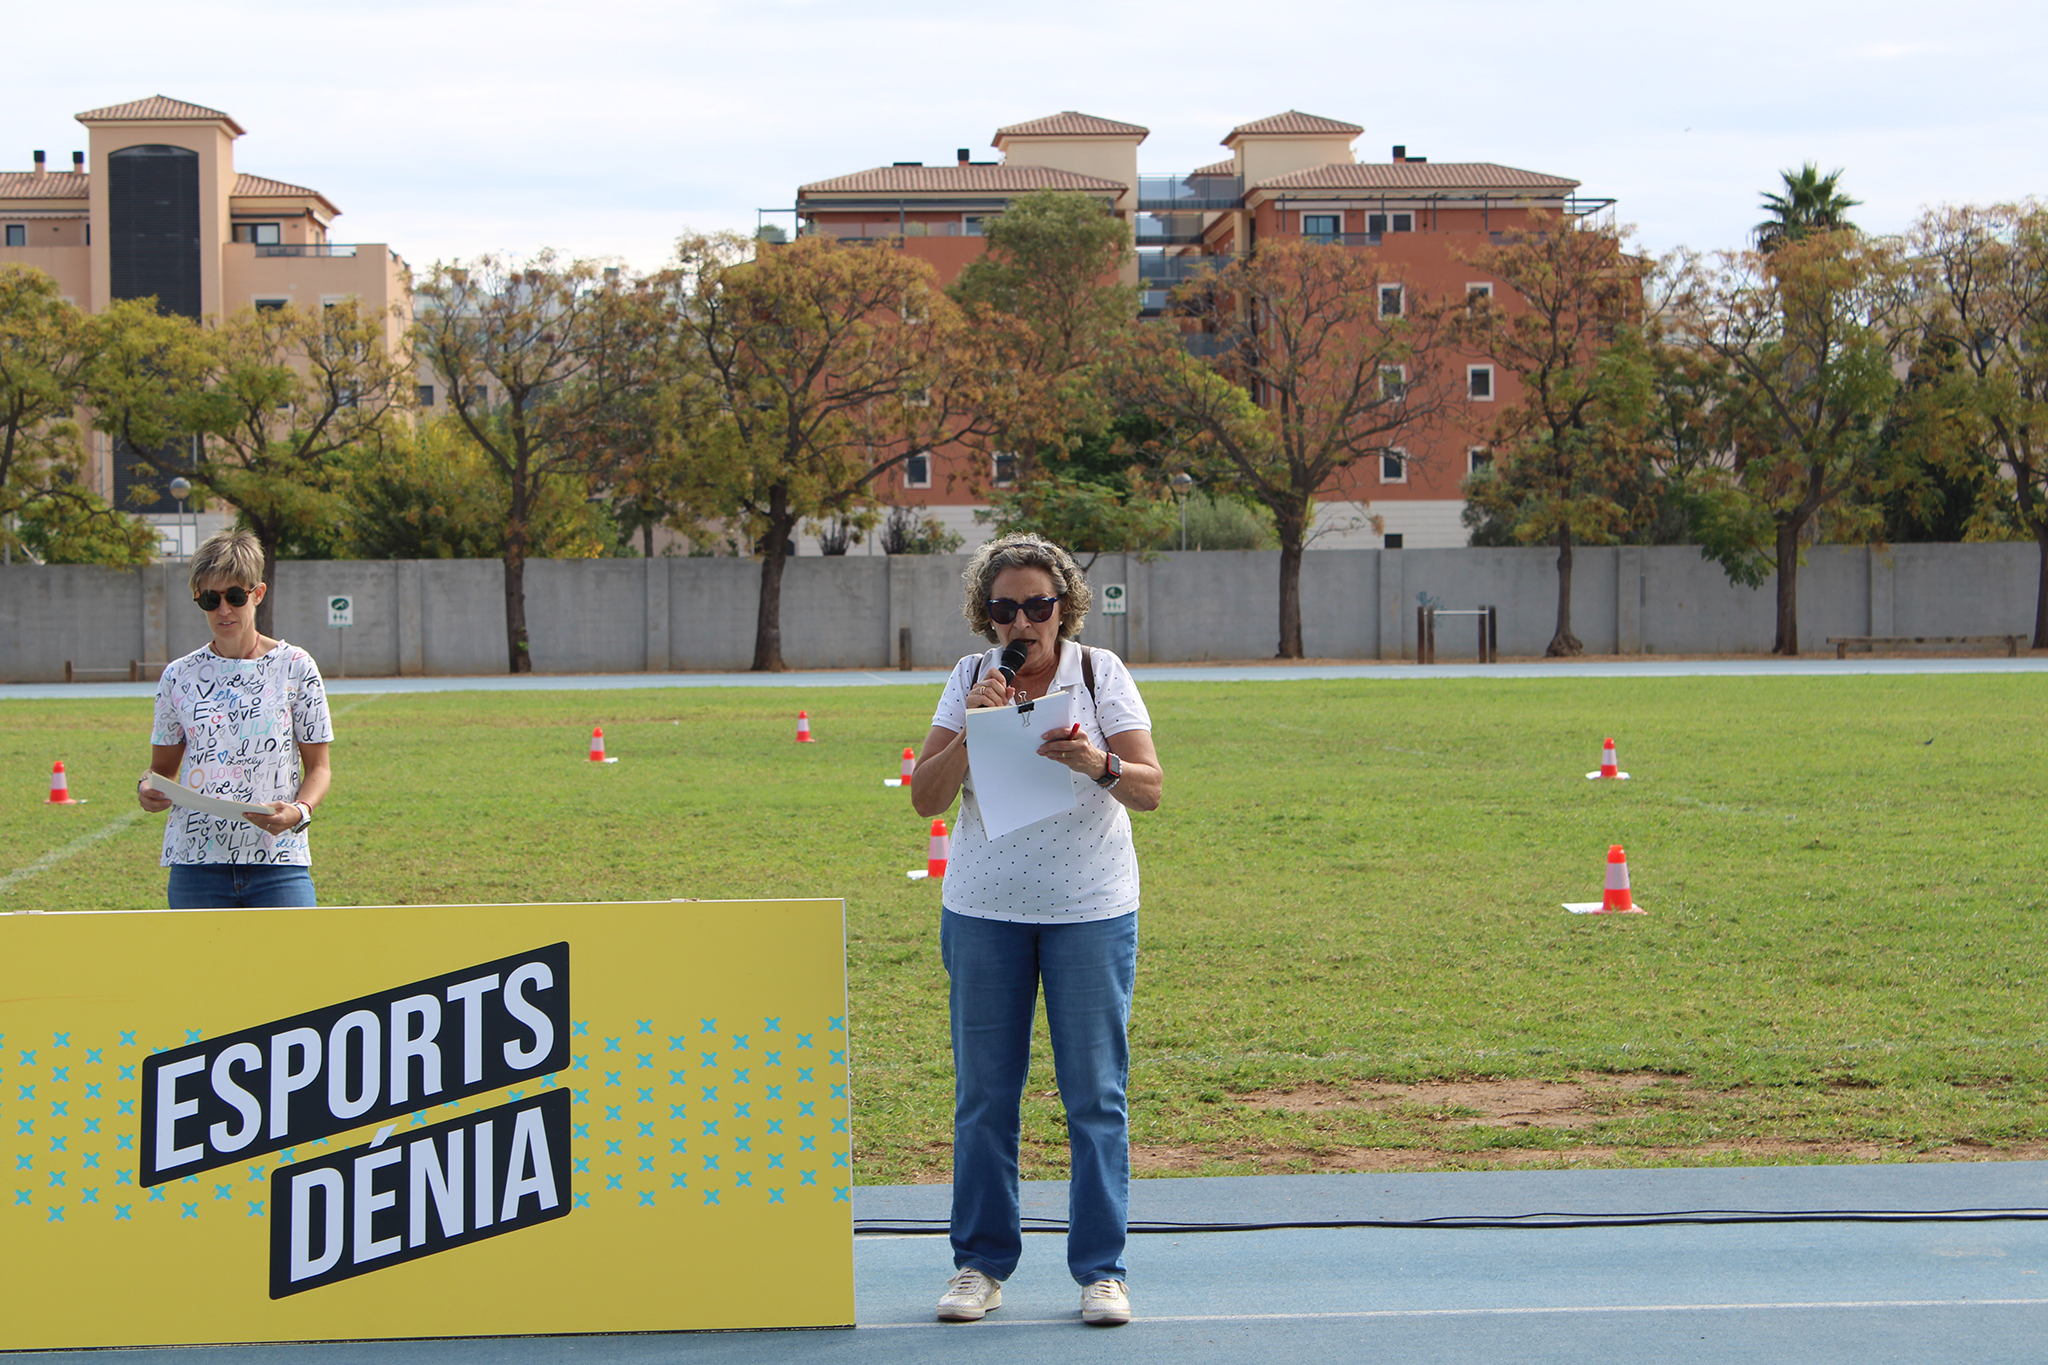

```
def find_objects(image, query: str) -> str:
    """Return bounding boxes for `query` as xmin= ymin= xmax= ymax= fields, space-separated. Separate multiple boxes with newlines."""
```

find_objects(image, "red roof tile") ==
xmin=994 ymin=112 xmax=1149 ymax=141
xmin=1193 ymin=158 xmax=1238 ymax=176
xmin=234 ymin=173 xmax=339 ymax=217
xmin=801 ymin=165 xmax=1128 ymax=195
xmin=0 ymin=171 xmax=89 ymax=201
xmin=1226 ymin=111 xmax=1364 ymax=141
xmin=1254 ymin=162 xmax=1580 ymax=193
xmin=75 ymin=96 xmax=246 ymax=134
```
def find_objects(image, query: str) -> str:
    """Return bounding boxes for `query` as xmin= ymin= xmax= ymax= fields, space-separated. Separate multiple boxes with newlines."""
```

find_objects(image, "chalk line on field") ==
xmin=0 ymin=808 xmax=147 ymax=897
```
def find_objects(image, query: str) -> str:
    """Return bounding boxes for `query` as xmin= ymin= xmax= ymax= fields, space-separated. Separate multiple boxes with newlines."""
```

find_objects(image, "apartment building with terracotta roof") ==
xmin=0 ymin=96 xmax=409 ymax=521
xmin=792 ymin=110 xmax=1612 ymax=550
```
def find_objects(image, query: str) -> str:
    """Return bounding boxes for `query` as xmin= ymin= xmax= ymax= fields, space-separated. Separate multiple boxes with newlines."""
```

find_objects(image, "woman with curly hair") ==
xmin=911 ymin=532 xmax=1163 ymax=1328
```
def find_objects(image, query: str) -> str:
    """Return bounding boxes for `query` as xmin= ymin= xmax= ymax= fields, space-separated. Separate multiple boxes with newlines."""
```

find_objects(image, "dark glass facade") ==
xmin=107 ymin=145 xmax=201 ymax=512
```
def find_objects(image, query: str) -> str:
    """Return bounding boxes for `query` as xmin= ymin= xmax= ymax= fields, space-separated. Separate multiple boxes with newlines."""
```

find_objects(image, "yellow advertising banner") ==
xmin=0 ymin=899 xmax=854 ymax=1350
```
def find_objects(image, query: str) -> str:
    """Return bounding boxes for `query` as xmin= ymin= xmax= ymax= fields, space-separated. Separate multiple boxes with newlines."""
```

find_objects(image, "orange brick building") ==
xmin=794 ymin=110 xmax=1611 ymax=550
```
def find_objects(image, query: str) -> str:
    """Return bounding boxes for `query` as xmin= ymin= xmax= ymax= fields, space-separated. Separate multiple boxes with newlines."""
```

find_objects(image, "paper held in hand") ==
xmin=964 ymin=689 xmax=1078 ymax=840
xmin=142 ymin=771 xmax=271 ymax=821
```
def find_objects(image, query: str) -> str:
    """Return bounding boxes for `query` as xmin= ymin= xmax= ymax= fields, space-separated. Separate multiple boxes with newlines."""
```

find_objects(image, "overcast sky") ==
xmin=10 ymin=0 xmax=2044 ymax=275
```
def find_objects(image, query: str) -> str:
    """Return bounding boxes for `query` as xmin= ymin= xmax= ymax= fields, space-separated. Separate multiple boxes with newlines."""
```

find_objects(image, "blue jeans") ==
xmin=941 ymin=908 xmax=1137 ymax=1285
xmin=167 ymin=863 xmax=317 ymax=909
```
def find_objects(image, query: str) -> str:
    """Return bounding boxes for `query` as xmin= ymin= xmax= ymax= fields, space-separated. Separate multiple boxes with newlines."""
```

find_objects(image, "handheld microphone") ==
xmin=997 ymin=640 xmax=1031 ymax=685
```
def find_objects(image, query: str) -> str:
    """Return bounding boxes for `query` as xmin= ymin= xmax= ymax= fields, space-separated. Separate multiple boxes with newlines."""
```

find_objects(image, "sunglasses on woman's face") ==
xmin=987 ymin=594 xmax=1061 ymax=625
xmin=195 ymin=587 xmax=251 ymax=611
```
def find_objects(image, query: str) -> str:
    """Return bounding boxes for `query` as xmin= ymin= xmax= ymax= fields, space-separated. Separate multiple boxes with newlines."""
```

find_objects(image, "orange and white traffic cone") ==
xmin=908 ymin=817 xmax=950 ymax=881
xmin=1566 ymin=845 xmax=1645 ymax=914
xmin=886 ymin=746 xmax=916 ymax=788
xmin=47 ymin=761 xmax=80 ymax=805
xmin=588 ymin=727 xmax=617 ymax=763
xmin=796 ymin=711 xmax=814 ymax=743
xmin=1586 ymin=737 xmax=1629 ymax=781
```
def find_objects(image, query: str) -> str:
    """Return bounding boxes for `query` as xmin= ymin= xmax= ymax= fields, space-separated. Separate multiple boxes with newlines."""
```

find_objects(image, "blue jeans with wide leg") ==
xmin=941 ymin=907 xmax=1137 ymax=1286
xmin=167 ymin=863 xmax=317 ymax=909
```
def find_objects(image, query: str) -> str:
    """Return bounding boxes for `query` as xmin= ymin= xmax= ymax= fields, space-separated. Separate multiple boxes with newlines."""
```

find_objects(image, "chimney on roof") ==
xmin=33 ymin=150 xmax=46 ymax=176
xmin=1392 ymin=145 xmax=1405 ymax=163
xmin=957 ymin=148 xmax=970 ymax=168
xmin=72 ymin=151 xmax=84 ymax=174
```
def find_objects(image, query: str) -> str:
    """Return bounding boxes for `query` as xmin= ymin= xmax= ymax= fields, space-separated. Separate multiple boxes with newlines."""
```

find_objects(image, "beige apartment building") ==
xmin=0 ymin=96 xmax=409 ymax=526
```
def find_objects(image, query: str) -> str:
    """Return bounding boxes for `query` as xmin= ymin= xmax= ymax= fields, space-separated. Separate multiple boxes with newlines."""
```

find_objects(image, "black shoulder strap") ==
xmin=1081 ymin=647 xmax=1097 ymax=705
xmin=970 ymin=656 xmax=984 ymax=688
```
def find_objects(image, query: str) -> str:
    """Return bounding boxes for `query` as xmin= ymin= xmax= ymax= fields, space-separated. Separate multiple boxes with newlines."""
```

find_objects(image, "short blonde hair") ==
xmin=189 ymin=528 xmax=264 ymax=598
xmin=960 ymin=532 xmax=1093 ymax=642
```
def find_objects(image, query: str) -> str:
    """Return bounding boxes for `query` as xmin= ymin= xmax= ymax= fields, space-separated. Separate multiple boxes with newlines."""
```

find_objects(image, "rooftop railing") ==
xmin=1137 ymin=253 xmax=1236 ymax=284
xmin=255 ymin=244 xmax=359 ymax=257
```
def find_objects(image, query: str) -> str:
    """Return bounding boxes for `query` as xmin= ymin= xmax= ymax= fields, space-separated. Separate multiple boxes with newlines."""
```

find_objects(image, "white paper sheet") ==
xmin=964 ymin=689 xmax=1078 ymax=840
xmin=143 ymin=771 xmax=272 ymax=821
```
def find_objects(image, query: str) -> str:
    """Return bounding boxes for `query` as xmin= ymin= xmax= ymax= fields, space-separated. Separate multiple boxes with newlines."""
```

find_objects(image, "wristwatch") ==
xmin=289 ymin=802 xmax=312 ymax=834
xmin=1094 ymin=753 xmax=1123 ymax=790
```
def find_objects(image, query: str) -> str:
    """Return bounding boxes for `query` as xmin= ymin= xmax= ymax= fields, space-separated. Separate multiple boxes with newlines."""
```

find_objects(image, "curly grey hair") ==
xmin=961 ymin=533 xmax=1093 ymax=642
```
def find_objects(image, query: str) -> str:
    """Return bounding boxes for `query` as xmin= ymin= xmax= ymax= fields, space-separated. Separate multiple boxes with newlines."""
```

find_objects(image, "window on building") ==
xmin=466 ymin=384 xmax=489 ymax=407
xmin=1303 ymin=213 xmax=1340 ymax=242
xmin=1380 ymin=366 xmax=1406 ymax=401
xmin=1466 ymin=282 xmax=1494 ymax=308
xmin=254 ymin=298 xmax=288 ymax=312
xmin=417 ymin=384 xmax=436 ymax=408
xmin=1379 ymin=284 xmax=1404 ymax=318
xmin=232 ymin=223 xmax=281 ymax=245
xmin=4 ymin=225 xmax=24 ymax=247
xmin=964 ymin=216 xmax=987 ymax=236
xmin=903 ymin=385 xmax=931 ymax=407
xmin=1380 ymin=449 xmax=1408 ymax=484
xmin=904 ymin=452 xmax=932 ymax=488
xmin=1367 ymin=213 xmax=1414 ymax=234
xmin=1468 ymin=447 xmax=1493 ymax=474
xmin=992 ymin=452 xmax=1018 ymax=487
xmin=1468 ymin=365 xmax=1494 ymax=400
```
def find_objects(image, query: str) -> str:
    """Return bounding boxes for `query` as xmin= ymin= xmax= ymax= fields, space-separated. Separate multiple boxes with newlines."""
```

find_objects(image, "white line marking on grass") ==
xmin=0 ymin=808 xmax=147 ymax=898
xmin=855 ymin=1296 xmax=2048 ymax=1329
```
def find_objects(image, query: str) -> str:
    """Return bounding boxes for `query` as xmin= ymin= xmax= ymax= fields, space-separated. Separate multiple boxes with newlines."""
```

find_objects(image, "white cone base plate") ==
xmin=1564 ymin=902 xmax=1645 ymax=914
xmin=46 ymin=799 xmax=83 ymax=805
xmin=883 ymin=778 xmax=904 ymax=787
xmin=588 ymin=757 xmax=619 ymax=764
xmin=906 ymin=869 xmax=931 ymax=880
xmin=1585 ymin=772 xmax=1630 ymax=780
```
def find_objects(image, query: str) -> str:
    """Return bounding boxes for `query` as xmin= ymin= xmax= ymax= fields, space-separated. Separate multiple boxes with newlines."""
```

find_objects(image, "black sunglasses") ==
xmin=195 ymin=587 xmax=251 ymax=610
xmin=987 ymin=594 xmax=1061 ymax=625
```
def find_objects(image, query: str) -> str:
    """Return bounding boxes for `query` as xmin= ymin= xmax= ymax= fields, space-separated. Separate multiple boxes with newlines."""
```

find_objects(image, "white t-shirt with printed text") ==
xmin=931 ymin=642 xmax=1152 ymax=923
xmin=150 ymin=641 xmax=333 ymax=867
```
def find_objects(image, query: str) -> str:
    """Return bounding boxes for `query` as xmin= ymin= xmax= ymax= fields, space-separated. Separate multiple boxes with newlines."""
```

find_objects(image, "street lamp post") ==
xmin=167 ymin=477 xmax=193 ymax=559
xmin=1170 ymin=471 xmax=1194 ymax=552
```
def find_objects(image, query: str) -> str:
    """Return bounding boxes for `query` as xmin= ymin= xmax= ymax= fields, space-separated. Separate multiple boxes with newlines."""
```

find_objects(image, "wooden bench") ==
xmin=64 ymin=661 xmax=168 ymax=683
xmin=1827 ymin=634 xmax=2028 ymax=659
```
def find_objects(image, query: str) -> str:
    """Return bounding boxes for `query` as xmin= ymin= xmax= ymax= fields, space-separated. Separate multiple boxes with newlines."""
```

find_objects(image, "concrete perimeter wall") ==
xmin=4 ymin=544 xmax=2039 ymax=681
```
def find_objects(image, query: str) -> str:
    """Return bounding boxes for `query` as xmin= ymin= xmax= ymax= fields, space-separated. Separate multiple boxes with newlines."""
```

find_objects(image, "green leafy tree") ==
xmin=84 ymin=296 xmax=410 ymax=630
xmin=677 ymin=233 xmax=981 ymax=671
xmin=1677 ymin=230 xmax=1911 ymax=653
xmin=1455 ymin=216 xmax=1656 ymax=655
xmin=1755 ymin=164 xmax=1861 ymax=254
xmin=1903 ymin=202 xmax=2048 ymax=644
xmin=1116 ymin=238 xmax=1451 ymax=657
xmin=0 ymin=266 xmax=154 ymax=565
xmin=948 ymin=190 xmax=1137 ymax=486
xmin=414 ymin=253 xmax=656 ymax=672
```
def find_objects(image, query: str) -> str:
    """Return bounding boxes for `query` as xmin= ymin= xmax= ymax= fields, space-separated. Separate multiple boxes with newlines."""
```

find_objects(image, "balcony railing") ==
xmin=1136 ymin=173 xmax=1243 ymax=212
xmin=1296 ymin=232 xmax=1384 ymax=248
xmin=1137 ymin=253 xmax=1235 ymax=284
xmin=255 ymin=244 xmax=359 ymax=257
xmin=1136 ymin=213 xmax=1209 ymax=246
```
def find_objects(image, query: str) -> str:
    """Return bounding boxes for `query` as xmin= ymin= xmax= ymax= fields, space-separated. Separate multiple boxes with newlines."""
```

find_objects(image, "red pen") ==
xmin=1067 ymin=723 xmax=1082 ymax=740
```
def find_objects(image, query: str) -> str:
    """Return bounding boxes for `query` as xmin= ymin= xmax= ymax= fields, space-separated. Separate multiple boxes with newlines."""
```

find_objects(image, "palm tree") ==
xmin=1755 ymin=164 xmax=1861 ymax=253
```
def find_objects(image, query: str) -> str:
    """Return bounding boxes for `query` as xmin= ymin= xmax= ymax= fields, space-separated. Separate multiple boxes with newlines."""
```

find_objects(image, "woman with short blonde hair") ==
xmin=137 ymin=528 xmax=333 ymax=908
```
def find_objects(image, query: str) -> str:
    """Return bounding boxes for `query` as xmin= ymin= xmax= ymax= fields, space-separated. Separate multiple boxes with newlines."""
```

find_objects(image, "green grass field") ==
xmin=4 ymin=673 xmax=2044 ymax=1183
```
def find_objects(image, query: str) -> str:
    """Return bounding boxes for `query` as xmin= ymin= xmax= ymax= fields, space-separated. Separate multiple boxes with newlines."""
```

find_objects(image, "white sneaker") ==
xmin=937 ymin=1268 xmax=1002 ymax=1321
xmin=1081 ymin=1278 xmax=1130 ymax=1326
